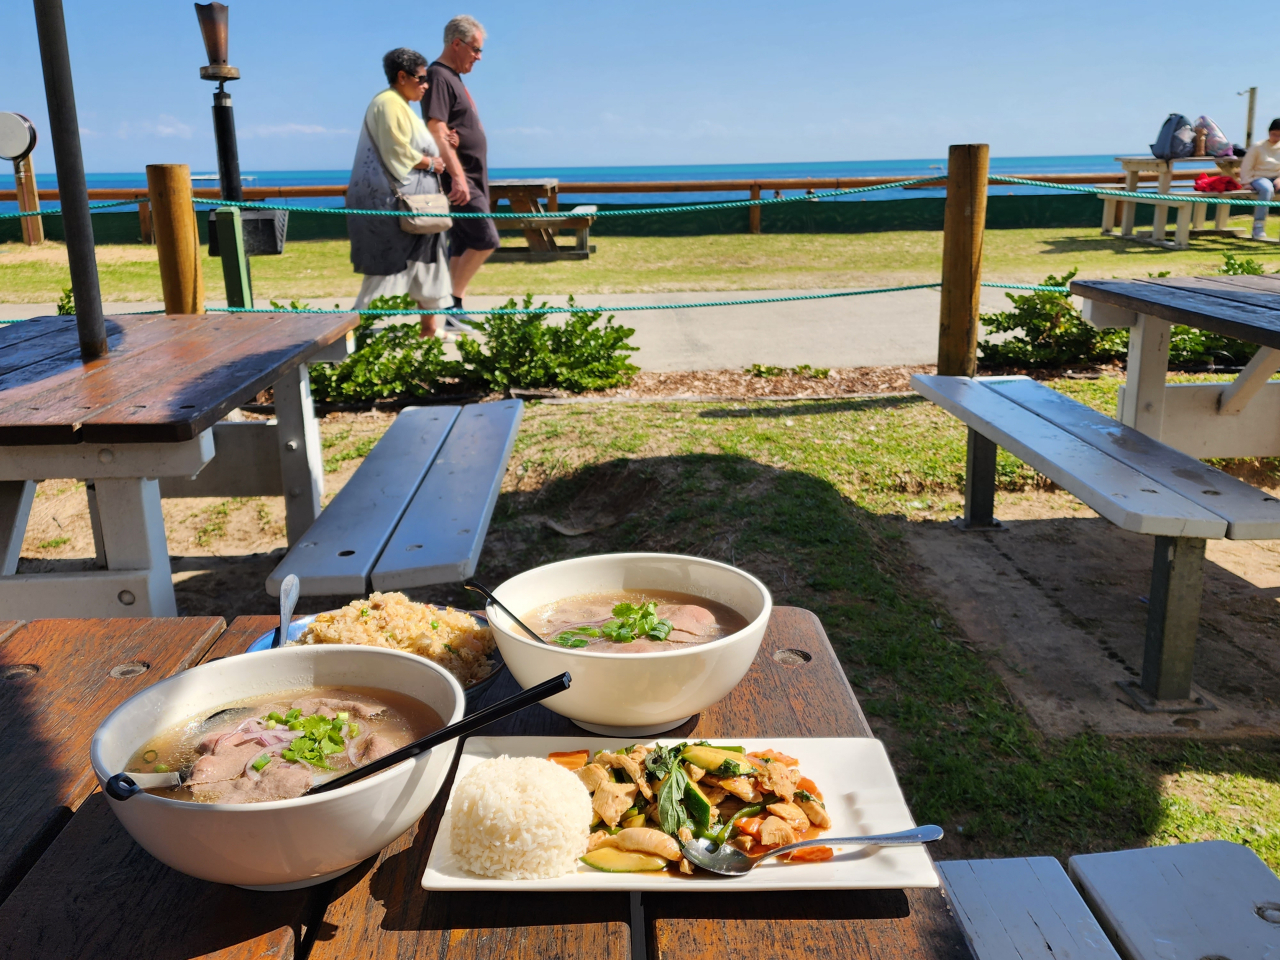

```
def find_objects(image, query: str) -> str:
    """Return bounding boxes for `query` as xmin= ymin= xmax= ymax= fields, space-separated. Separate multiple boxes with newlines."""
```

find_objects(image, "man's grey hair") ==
xmin=444 ymin=15 xmax=484 ymax=45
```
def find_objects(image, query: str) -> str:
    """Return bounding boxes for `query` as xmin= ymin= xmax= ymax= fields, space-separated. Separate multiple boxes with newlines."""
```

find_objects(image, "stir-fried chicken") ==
xmin=684 ymin=762 xmax=705 ymax=782
xmin=716 ymin=776 xmax=763 ymax=803
xmin=797 ymin=797 xmax=831 ymax=828
xmin=595 ymin=752 xmax=654 ymax=800
xmin=759 ymin=816 xmax=798 ymax=847
xmin=592 ymin=781 xmax=638 ymax=828
xmin=577 ymin=763 xmax=610 ymax=793
xmin=755 ymin=759 xmax=800 ymax=802
xmin=766 ymin=801 xmax=811 ymax=833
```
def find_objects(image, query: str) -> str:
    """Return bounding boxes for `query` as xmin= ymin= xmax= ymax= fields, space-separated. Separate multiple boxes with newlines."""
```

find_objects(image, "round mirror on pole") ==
xmin=0 ymin=112 xmax=37 ymax=162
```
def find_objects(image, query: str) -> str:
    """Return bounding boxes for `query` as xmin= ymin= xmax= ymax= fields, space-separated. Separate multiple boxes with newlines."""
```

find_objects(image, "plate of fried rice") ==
xmin=247 ymin=591 xmax=502 ymax=697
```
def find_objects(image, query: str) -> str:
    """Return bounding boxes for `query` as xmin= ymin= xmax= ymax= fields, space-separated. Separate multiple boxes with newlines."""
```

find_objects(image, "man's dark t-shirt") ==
xmin=423 ymin=61 xmax=488 ymax=200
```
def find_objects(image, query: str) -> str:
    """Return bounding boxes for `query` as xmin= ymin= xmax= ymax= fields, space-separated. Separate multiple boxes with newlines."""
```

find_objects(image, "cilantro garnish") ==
xmin=552 ymin=601 xmax=675 ymax=647
xmin=277 ymin=712 xmax=351 ymax=770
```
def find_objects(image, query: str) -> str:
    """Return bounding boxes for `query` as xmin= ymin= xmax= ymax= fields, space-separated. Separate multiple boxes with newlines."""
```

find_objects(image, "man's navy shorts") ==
xmin=449 ymin=193 xmax=501 ymax=257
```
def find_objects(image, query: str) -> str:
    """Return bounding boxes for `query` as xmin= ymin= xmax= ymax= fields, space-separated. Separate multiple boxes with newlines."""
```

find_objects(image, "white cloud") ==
xmin=114 ymin=115 xmax=195 ymax=140
xmin=242 ymin=123 xmax=353 ymax=138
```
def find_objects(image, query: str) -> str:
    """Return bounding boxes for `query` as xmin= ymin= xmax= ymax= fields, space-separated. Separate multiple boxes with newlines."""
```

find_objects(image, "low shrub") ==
xmin=455 ymin=294 xmax=638 ymax=395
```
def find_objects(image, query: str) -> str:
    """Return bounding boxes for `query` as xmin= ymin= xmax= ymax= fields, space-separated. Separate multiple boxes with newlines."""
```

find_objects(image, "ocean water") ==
xmin=1 ymin=153 xmax=1177 ymax=215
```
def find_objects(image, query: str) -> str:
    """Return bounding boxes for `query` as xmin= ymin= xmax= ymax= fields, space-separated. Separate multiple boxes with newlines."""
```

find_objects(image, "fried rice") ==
xmin=297 ymin=591 xmax=496 ymax=686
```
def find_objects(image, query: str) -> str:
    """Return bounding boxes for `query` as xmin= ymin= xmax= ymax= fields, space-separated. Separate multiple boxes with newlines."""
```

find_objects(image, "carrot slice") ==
xmin=547 ymin=749 xmax=589 ymax=771
xmin=797 ymin=777 xmax=819 ymax=794
xmin=752 ymin=748 xmax=798 ymax=766
xmin=735 ymin=817 xmax=765 ymax=839
xmin=785 ymin=846 xmax=834 ymax=862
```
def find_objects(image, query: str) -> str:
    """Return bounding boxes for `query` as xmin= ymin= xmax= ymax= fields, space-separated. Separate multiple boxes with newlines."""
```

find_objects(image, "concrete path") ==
xmin=1 ymin=286 xmax=1018 ymax=372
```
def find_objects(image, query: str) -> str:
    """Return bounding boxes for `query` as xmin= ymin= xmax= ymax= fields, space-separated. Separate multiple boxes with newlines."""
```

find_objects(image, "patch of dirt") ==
xmin=541 ymin=365 xmax=935 ymax=401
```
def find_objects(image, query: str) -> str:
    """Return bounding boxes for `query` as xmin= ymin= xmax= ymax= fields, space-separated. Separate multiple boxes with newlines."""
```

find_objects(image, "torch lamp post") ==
xmin=194 ymin=2 xmax=242 ymax=202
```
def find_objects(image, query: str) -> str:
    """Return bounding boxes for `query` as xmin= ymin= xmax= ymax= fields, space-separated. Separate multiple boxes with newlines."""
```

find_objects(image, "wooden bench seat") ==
xmin=911 ymin=374 xmax=1280 ymax=707
xmin=1068 ymin=842 xmax=1280 ymax=960
xmin=1100 ymin=189 xmax=1264 ymax=250
xmin=491 ymin=205 xmax=598 ymax=262
xmin=266 ymin=400 xmax=522 ymax=597
xmin=937 ymin=857 xmax=1121 ymax=960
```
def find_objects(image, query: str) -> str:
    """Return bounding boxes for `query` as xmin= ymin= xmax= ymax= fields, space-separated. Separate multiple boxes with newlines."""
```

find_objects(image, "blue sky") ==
xmin=1 ymin=0 xmax=1275 ymax=173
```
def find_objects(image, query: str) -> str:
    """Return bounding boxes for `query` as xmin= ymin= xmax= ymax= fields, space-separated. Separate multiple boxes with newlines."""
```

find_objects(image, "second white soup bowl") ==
xmin=487 ymin=553 xmax=771 ymax=735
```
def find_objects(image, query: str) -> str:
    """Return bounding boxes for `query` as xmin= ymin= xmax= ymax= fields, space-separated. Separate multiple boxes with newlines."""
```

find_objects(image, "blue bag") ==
xmin=1151 ymin=114 xmax=1194 ymax=159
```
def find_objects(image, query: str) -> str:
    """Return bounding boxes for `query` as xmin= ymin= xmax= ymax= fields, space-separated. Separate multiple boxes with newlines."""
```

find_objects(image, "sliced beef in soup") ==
xmin=190 ymin=758 xmax=315 ymax=804
xmin=288 ymin=696 xmax=386 ymax=720
xmin=656 ymin=604 xmax=720 ymax=641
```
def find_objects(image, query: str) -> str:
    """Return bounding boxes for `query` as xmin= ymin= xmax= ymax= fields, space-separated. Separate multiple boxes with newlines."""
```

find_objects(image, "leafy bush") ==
xmin=1218 ymin=253 xmax=1268 ymax=276
xmin=309 ymin=294 xmax=454 ymax=401
xmin=56 ymin=288 xmax=74 ymax=315
xmin=455 ymin=294 xmax=638 ymax=394
xmin=978 ymin=270 xmax=1128 ymax=368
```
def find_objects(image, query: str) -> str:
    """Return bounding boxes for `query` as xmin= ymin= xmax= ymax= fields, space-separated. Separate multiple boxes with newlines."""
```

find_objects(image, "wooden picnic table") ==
xmin=1102 ymin=155 xmax=1244 ymax=244
xmin=488 ymin=178 xmax=596 ymax=262
xmin=0 ymin=310 xmax=358 ymax=618
xmin=1072 ymin=274 xmax=1280 ymax=460
xmin=0 ymin=609 xmax=969 ymax=960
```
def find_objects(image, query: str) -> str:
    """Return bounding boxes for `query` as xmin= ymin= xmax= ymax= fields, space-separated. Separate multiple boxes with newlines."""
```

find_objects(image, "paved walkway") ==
xmin=1 ymin=287 xmax=1017 ymax=372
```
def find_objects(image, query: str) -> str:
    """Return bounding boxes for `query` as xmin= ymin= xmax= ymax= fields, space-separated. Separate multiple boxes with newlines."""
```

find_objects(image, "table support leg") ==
xmin=1174 ymin=203 xmax=1192 ymax=249
xmin=1152 ymin=165 xmax=1173 ymax=238
xmin=273 ymin=365 xmax=323 ymax=545
xmin=1141 ymin=536 xmax=1205 ymax=701
xmin=1119 ymin=314 xmax=1170 ymax=439
xmin=958 ymin=428 xmax=1002 ymax=530
xmin=1101 ymin=197 xmax=1116 ymax=234
xmin=1120 ymin=170 xmax=1140 ymax=236
xmin=0 ymin=480 xmax=35 ymax=576
xmin=85 ymin=481 xmax=107 ymax=568
xmin=94 ymin=478 xmax=177 ymax=616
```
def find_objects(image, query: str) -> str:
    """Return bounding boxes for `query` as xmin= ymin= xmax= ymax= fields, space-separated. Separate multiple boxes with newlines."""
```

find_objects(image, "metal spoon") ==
xmin=463 ymin=579 xmax=544 ymax=644
xmin=680 ymin=824 xmax=944 ymax=876
xmin=105 ymin=672 xmax=573 ymax=801
xmin=274 ymin=574 xmax=300 ymax=649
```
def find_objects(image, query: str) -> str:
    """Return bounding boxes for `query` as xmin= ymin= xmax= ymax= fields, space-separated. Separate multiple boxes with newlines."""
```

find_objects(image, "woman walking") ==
xmin=347 ymin=48 xmax=452 ymax=338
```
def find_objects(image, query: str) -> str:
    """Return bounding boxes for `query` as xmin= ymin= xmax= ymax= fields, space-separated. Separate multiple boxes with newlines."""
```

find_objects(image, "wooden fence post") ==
xmin=146 ymin=163 xmax=204 ymax=314
xmin=13 ymin=156 xmax=43 ymax=245
xmin=215 ymin=206 xmax=252 ymax=308
xmin=138 ymin=198 xmax=153 ymax=244
xmin=749 ymin=185 xmax=762 ymax=234
xmin=937 ymin=143 xmax=989 ymax=376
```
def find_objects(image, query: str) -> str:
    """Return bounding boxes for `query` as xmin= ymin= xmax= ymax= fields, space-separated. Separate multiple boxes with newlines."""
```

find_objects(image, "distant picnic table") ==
xmin=489 ymin=178 xmax=597 ymax=262
xmin=1100 ymin=155 xmax=1247 ymax=249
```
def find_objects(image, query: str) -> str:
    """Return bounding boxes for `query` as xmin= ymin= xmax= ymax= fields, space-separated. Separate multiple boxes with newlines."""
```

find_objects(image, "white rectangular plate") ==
xmin=422 ymin=736 xmax=939 ymax=892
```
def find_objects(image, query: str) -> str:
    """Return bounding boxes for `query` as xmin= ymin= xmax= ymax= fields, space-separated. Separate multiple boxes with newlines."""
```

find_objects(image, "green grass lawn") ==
xmin=429 ymin=376 xmax=1280 ymax=866
xmin=2 ymin=220 xmax=1277 ymax=302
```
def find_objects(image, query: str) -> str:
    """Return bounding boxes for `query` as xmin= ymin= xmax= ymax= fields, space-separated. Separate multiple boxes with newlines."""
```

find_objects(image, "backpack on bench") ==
xmin=1151 ymin=113 xmax=1194 ymax=159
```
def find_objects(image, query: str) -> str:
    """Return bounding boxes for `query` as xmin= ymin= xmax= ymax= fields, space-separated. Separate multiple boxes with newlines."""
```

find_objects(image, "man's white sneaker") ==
xmin=1253 ymin=224 xmax=1268 ymax=241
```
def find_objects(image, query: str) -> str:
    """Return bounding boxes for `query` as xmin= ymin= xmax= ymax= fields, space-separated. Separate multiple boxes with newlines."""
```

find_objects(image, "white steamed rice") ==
xmin=449 ymin=756 xmax=592 ymax=880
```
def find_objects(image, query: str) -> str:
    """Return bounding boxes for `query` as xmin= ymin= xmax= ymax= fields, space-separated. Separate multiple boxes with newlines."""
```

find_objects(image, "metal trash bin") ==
xmin=208 ymin=208 xmax=287 ymax=256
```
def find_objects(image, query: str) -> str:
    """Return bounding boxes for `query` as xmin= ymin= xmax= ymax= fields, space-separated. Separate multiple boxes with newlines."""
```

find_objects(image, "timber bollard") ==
xmin=937 ymin=143 xmax=989 ymax=376
xmin=14 ymin=155 xmax=43 ymax=245
xmin=147 ymin=163 xmax=205 ymax=314
xmin=749 ymin=185 xmax=762 ymax=234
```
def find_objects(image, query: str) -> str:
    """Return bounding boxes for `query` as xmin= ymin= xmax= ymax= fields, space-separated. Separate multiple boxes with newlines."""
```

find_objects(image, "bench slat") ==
xmin=371 ymin=399 xmax=523 ymax=589
xmin=985 ymin=377 xmax=1280 ymax=539
xmin=1068 ymin=841 xmax=1280 ymax=960
xmin=911 ymin=375 xmax=1226 ymax=538
xmin=938 ymin=857 xmax=1121 ymax=960
xmin=267 ymin=406 xmax=462 ymax=596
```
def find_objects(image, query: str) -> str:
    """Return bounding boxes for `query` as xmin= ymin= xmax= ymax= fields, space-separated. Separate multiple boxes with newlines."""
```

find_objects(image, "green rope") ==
xmin=0 ymin=198 xmax=148 ymax=220
xmin=988 ymin=174 xmax=1280 ymax=208
xmin=194 ymin=177 xmax=939 ymax=219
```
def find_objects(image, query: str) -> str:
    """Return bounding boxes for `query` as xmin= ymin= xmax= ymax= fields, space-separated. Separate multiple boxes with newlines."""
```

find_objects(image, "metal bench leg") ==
xmin=957 ymin=428 xmax=1003 ymax=531
xmin=1140 ymin=536 xmax=1205 ymax=702
xmin=0 ymin=480 xmax=35 ymax=576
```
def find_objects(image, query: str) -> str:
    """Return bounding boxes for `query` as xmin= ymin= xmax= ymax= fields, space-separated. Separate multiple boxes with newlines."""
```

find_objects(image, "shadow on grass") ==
xmin=697 ymin=395 xmax=924 ymax=420
xmin=477 ymin=451 xmax=1280 ymax=863
xmin=1033 ymin=232 xmax=1260 ymax=259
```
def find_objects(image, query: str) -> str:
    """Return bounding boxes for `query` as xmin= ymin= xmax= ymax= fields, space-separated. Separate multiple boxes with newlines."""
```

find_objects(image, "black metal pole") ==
xmin=31 ymin=0 xmax=107 ymax=359
xmin=211 ymin=84 xmax=242 ymax=201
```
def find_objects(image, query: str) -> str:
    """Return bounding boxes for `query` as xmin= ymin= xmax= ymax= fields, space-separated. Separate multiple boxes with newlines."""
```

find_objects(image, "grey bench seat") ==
xmin=911 ymin=374 xmax=1280 ymax=706
xmin=266 ymin=399 xmax=522 ymax=597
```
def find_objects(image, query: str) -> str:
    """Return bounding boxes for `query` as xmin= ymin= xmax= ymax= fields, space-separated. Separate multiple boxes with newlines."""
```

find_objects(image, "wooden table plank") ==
xmin=0 ymin=616 xmax=313 ymax=960
xmin=0 ymin=313 xmax=163 ymax=393
xmin=0 ymin=312 xmax=358 ymax=445
xmin=1069 ymin=279 xmax=1280 ymax=350
xmin=0 ymin=616 xmax=224 ymax=904
xmin=1149 ymin=276 xmax=1280 ymax=310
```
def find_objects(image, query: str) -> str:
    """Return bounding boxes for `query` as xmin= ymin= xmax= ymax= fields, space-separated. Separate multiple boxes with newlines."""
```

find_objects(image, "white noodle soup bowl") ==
xmin=90 ymin=644 xmax=465 ymax=890
xmin=486 ymin=553 xmax=772 ymax=736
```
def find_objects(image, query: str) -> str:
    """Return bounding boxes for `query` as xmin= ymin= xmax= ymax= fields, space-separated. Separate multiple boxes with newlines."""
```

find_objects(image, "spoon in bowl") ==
xmin=274 ymin=574 xmax=300 ymax=649
xmin=680 ymin=824 xmax=943 ymax=876
xmin=463 ymin=579 xmax=544 ymax=644
xmin=105 ymin=672 xmax=573 ymax=801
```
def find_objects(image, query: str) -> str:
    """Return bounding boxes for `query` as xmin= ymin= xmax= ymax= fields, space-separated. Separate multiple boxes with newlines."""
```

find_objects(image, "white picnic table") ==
xmin=1100 ymin=155 xmax=1247 ymax=249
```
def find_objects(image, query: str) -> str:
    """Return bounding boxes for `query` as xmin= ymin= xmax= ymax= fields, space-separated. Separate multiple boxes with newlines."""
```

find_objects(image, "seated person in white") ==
xmin=1239 ymin=119 xmax=1280 ymax=240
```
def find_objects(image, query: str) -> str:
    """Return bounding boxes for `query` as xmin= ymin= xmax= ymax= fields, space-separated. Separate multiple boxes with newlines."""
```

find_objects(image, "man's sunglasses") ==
xmin=456 ymin=39 xmax=483 ymax=55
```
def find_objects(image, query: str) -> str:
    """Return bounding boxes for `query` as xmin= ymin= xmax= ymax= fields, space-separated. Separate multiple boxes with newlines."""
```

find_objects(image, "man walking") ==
xmin=425 ymin=15 xmax=497 ymax=325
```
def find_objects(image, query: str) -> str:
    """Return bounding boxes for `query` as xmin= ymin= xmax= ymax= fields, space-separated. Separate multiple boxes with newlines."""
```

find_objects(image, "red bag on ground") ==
xmin=1194 ymin=173 xmax=1242 ymax=193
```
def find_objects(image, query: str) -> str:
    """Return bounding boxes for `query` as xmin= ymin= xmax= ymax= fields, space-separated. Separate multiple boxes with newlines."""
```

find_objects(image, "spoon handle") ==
xmin=307 ymin=672 xmax=571 ymax=796
xmin=757 ymin=824 xmax=943 ymax=863
xmin=275 ymin=574 xmax=300 ymax=649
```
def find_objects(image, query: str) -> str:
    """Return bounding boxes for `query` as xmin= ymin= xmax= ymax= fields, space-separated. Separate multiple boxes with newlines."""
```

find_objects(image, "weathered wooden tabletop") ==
xmin=0 ymin=609 xmax=970 ymax=960
xmin=0 ymin=311 xmax=358 ymax=445
xmin=1071 ymin=275 xmax=1280 ymax=349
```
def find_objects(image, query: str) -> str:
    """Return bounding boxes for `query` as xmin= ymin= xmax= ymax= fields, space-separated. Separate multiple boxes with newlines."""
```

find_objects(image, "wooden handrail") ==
xmin=0 ymin=170 xmax=1222 ymax=205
